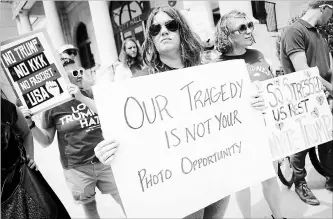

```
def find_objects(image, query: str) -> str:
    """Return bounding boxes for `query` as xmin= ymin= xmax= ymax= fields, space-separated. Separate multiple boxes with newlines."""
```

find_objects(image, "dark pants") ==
xmin=290 ymin=140 xmax=333 ymax=184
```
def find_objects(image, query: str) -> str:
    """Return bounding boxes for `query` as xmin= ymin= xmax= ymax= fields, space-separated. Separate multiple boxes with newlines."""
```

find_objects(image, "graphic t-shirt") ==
xmin=215 ymin=49 xmax=274 ymax=82
xmin=42 ymin=99 xmax=103 ymax=169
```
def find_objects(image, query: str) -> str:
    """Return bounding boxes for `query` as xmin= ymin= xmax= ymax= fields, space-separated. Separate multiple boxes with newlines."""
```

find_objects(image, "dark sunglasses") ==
xmin=64 ymin=50 xmax=77 ymax=56
xmin=149 ymin=20 xmax=179 ymax=37
xmin=233 ymin=22 xmax=254 ymax=34
xmin=70 ymin=68 xmax=84 ymax=77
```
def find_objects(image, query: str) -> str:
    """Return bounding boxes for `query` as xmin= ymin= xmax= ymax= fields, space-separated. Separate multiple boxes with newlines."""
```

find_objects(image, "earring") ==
xmin=181 ymin=42 xmax=185 ymax=58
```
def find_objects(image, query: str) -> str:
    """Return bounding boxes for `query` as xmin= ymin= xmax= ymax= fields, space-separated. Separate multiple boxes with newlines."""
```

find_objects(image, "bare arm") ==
xmin=290 ymin=51 xmax=333 ymax=95
xmin=15 ymin=106 xmax=34 ymax=158
xmin=76 ymin=94 xmax=98 ymax=113
xmin=30 ymin=125 xmax=56 ymax=148
xmin=19 ymin=107 xmax=56 ymax=148
xmin=68 ymin=84 xmax=98 ymax=113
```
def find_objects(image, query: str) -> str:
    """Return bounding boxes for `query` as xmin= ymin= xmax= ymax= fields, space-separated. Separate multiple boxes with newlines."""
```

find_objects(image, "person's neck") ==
xmin=301 ymin=10 xmax=320 ymax=27
xmin=226 ymin=47 xmax=247 ymax=56
xmin=159 ymin=52 xmax=184 ymax=69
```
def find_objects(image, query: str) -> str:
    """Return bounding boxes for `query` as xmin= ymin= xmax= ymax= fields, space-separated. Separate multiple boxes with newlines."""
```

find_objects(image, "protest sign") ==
xmin=93 ymin=60 xmax=275 ymax=218
xmin=256 ymin=67 xmax=333 ymax=160
xmin=1 ymin=29 xmax=72 ymax=115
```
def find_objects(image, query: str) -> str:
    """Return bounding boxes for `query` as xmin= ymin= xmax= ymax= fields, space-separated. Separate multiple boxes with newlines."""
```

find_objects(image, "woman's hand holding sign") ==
xmin=19 ymin=106 xmax=34 ymax=126
xmin=250 ymin=92 xmax=267 ymax=111
xmin=67 ymin=83 xmax=84 ymax=100
xmin=94 ymin=139 xmax=120 ymax=165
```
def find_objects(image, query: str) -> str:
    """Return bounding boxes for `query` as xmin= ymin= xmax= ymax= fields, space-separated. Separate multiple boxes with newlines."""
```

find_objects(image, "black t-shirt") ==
xmin=134 ymin=62 xmax=179 ymax=78
xmin=1 ymin=98 xmax=22 ymax=187
xmin=280 ymin=19 xmax=331 ymax=81
xmin=215 ymin=49 xmax=274 ymax=82
xmin=42 ymin=98 xmax=103 ymax=169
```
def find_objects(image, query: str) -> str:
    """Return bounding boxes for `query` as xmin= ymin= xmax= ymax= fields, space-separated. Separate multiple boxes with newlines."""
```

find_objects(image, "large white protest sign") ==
xmin=256 ymin=67 xmax=332 ymax=160
xmin=1 ymin=29 xmax=72 ymax=115
xmin=93 ymin=60 xmax=275 ymax=218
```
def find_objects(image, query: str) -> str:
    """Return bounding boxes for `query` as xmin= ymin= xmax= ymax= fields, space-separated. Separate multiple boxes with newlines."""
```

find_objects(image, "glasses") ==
xmin=70 ymin=68 xmax=84 ymax=77
xmin=232 ymin=22 xmax=254 ymax=34
xmin=64 ymin=50 xmax=77 ymax=56
xmin=149 ymin=20 xmax=179 ymax=36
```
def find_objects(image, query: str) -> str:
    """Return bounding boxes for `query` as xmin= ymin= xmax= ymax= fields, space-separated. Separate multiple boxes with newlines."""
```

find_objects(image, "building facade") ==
xmin=1 ymin=0 xmax=308 ymax=101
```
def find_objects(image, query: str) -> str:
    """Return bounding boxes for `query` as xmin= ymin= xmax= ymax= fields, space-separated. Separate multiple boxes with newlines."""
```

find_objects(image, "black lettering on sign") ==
xmin=16 ymin=63 xmax=61 ymax=94
xmin=1 ymin=37 xmax=44 ymax=67
xmin=124 ymin=95 xmax=173 ymax=130
xmin=22 ymin=79 xmax=63 ymax=109
xmin=7 ymin=52 xmax=50 ymax=82
xmin=138 ymin=168 xmax=172 ymax=192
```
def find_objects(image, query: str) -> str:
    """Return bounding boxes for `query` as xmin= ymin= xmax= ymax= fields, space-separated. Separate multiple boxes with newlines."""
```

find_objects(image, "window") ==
xmin=252 ymin=1 xmax=277 ymax=32
xmin=76 ymin=23 xmax=95 ymax=69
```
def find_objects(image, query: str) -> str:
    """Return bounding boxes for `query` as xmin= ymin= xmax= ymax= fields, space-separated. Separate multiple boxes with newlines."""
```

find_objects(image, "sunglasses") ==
xmin=233 ymin=22 xmax=254 ymax=34
xmin=64 ymin=50 xmax=77 ymax=56
xmin=149 ymin=20 xmax=179 ymax=37
xmin=70 ymin=68 xmax=84 ymax=77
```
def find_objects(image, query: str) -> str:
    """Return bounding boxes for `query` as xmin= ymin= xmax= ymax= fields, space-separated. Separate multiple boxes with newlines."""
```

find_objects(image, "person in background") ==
xmin=95 ymin=6 xmax=231 ymax=219
xmin=58 ymin=44 xmax=79 ymax=66
xmin=19 ymin=61 xmax=124 ymax=219
xmin=114 ymin=38 xmax=145 ymax=81
xmin=214 ymin=9 xmax=286 ymax=219
xmin=1 ymin=97 xmax=71 ymax=218
xmin=280 ymin=0 xmax=333 ymax=205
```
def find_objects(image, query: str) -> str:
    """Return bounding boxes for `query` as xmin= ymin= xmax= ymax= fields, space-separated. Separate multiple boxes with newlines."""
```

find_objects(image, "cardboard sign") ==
xmin=256 ymin=67 xmax=333 ymax=160
xmin=1 ymin=29 xmax=72 ymax=114
xmin=93 ymin=60 xmax=275 ymax=218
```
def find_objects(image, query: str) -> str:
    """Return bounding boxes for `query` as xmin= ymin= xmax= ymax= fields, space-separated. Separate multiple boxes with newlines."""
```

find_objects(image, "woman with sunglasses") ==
xmin=214 ymin=10 xmax=286 ymax=219
xmin=19 ymin=61 xmax=124 ymax=218
xmin=95 ymin=6 xmax=230 ymax=219
xmin=114 ymin=38 xmax=146 ymax=81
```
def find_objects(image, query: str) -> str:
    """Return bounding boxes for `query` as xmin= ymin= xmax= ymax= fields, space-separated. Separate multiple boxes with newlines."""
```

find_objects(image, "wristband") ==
xmin=29 ymin=121 xmax=36 ymax=129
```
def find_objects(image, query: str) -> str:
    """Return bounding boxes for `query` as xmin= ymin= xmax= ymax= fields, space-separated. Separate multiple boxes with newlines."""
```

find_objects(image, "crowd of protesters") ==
xmin=1 ymin=1 xmax=332 ymax=219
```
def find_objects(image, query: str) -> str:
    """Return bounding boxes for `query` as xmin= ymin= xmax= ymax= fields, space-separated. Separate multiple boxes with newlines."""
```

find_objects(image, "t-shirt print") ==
xmin=58 ymin=102 xmax=100 ymax=133
xmin=245 ymin=54 xmax=272 ymax=82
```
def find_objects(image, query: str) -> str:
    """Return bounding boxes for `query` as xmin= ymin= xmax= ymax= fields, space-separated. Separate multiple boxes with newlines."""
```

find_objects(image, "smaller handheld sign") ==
xmin=257 ymin=67 xmax=333 ymax=160
xmin=1 ymin=29 xmax=72 ymax=114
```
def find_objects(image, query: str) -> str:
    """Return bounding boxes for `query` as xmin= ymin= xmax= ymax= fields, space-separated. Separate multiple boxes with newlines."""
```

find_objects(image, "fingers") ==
xmin=26 ymin=155 xmax=38 ymax=171
xmin=100 ymin=148 xmax=118 ymax=165
xmin=67 ymin=84 xmax=79 ymax=95
xmin=19 ymin=106 xmax=32 ymax=118
xmin=95 ymin=139 xmax=118 ymax=151
xmin=94 ymin=139 xmax=119 ymax=164
xmin=250 ymin=94 xmax=267 ymax=111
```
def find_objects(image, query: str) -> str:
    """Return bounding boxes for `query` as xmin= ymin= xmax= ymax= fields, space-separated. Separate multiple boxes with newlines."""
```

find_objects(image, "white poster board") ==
xmin=93 ymin=60 xmax=275 ymax=218
xmin=0 ymin=29 xmax=72 ymax=114
xmin=257 ymin=67 xmax=332 ymax=160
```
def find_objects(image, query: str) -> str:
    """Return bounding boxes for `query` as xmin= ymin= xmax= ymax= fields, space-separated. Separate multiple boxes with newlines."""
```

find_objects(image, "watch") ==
xmin=29 ymin=121 xmax=36 ymax=129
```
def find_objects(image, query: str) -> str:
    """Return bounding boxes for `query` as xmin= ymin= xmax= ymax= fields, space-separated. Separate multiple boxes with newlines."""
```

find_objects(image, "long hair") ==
xmin=119 ymin=38 xmax=143 ymax=68
xmin=215 ymin=10 xmax=254 ymax=55
xmin=142 ymin=6 xmax=203 ymax=73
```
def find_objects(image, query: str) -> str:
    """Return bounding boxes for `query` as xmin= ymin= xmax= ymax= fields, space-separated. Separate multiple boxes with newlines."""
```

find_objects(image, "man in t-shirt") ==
xmin=20 ymin=61 xmax=124 ymax=218
xmin=280 ymin=0 xmax=333 ymax=205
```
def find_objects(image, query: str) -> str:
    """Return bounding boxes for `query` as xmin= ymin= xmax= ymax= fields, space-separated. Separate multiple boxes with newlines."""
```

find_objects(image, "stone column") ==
xmin=15 ymin=17 xmax=23 ymax=35
xmin=89 ymin=1 xmax=118 ymax=82
xmin=18 ymin=10 xmax=32 ymax=33
xmin=43 ymin=1 xmax=66 ymax=49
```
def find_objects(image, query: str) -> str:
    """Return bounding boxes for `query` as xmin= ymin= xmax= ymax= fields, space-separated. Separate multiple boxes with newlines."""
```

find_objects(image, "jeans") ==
xmin=183 ymin=195 xmax=230 ymax=219
xmin=290 ymin=140 xmax=333 ymax=184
